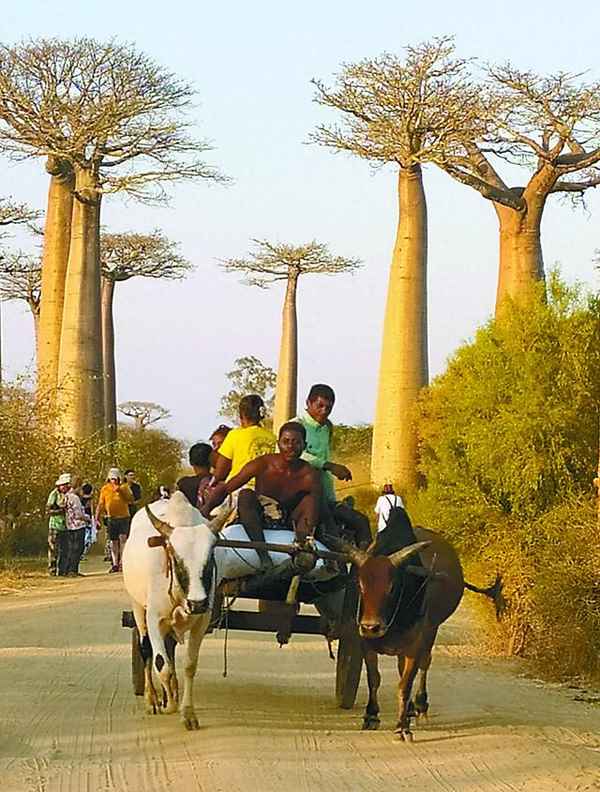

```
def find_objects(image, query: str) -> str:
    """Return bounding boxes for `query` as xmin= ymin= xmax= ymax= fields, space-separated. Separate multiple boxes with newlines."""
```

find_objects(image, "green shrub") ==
xmin=414 ymin=273 xmax=600 ymax=679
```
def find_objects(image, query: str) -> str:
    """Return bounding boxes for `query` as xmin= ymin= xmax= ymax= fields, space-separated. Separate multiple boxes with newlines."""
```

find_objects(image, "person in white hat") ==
xmin=95 ymin=468 xmax=134 ymax=573
xmin=46 ymin=473 xmax=71 ymax=576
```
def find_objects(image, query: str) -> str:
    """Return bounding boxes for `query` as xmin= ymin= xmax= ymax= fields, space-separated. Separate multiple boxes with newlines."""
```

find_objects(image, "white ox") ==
xmin=123 ymin=492 xmax=229 ymax=730
xmin=123 ymin=490 xmax=338 ymax=729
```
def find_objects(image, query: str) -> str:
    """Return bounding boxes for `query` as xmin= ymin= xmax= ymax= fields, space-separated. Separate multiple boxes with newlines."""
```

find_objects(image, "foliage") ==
xmin=331 ymin=423 xmax=373 ymax=460
xmin=0 ymin=381 xmax=182 ymax=554
xmin=117 ymin=401 xmax=170 ymax=430
xmin=219 ymin=356 xmax=276 ymax=422
xmin=221 ymin=239 xmax=361 ymax=288
xmin=113 ymin=424 xmax=184 ymax=501
xmin=413 ymin=273 xmax=600 ymax=678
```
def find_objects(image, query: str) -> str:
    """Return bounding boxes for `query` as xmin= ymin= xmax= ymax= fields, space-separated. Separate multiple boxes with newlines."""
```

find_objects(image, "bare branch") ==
xmin=0 ymin=251 xmax=41 ymax=314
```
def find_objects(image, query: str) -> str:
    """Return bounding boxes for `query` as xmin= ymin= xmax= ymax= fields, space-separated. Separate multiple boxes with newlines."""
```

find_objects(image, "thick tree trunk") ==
xmin=37 ymin=157 xmax=74 ymax=401
xmin=494 ymin=166 xmax=556 ymax=317
xmin=371 ymin=165 xmax=429 ymax=493
xmin=494 ymin=203 xmax=544 ymax=315
xmin=101 ymin=277 xmax=117 ymax=444
xmin=56 ymin=166 xmax=104 ymax=442
xmin=272 ymin=273 xmax=298 ymax=433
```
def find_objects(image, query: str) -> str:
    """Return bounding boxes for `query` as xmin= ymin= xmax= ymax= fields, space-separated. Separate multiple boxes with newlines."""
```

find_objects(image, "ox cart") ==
xmin=122 ymin=535 xmax=364 ymax=709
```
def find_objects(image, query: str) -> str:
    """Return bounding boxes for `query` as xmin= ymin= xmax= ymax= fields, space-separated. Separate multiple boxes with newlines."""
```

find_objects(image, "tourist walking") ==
xmin=46 ymin=473 xmax=70 ymax=576
xmin=96 ymin=468 xmax=133 ymax=573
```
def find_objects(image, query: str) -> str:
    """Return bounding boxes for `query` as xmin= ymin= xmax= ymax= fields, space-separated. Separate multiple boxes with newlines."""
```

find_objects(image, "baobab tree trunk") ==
xmin=495 ymin=203 xmax=545 ymax=316
xmin=101 ymin=277 xmax=117 ymax=444
xmin=32 ymin=308 xmax=40 ymax=362
xmin=273 ymin=273 xmax=298 ymax=433
xmin=56 ymin=167 xmax=104 ymax=442
xmin=37 ymin=157 xmax=74 ymax=401
xmin=371 ymin=165 xmax=429 ymax=493
xmin=494 ymin=168 xmax=556 ymax=317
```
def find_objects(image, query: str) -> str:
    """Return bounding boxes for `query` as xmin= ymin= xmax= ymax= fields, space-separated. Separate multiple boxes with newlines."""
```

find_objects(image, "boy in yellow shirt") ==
xmin=212 ymin=395 xmax=276 ymax=483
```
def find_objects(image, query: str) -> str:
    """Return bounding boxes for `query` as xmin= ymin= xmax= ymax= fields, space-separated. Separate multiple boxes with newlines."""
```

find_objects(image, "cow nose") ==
xmin=360 ymin=621 xmax=383 ymax=638
xmin=187 ymin=598 xmax=208 ymax=614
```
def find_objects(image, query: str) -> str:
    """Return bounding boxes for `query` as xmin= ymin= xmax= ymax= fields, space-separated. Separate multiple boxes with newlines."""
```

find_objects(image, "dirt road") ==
xmin=1 ymin=560 xmax=599 ymax=792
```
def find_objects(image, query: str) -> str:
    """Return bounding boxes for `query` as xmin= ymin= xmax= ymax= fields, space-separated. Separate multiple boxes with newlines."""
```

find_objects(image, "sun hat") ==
xmin=55 ymin=473 xmax=71 ymax=486
xmin=108 ymin=467 xmax=122 ymax=480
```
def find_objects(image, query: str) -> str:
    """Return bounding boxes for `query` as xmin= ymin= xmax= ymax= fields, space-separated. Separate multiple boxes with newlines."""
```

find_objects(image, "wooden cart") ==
xmin=122 ymin=537 xmax=363 ymax=709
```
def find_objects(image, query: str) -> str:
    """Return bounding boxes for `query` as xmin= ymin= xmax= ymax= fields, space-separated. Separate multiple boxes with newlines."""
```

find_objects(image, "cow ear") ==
xmin=148 ymin=535 xmax=166 ymax=548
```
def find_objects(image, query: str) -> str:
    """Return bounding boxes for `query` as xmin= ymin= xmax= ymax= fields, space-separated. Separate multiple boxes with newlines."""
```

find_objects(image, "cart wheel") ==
xmin=131 ymin=627 xmax=145 ymax=696
xmin=335 ymin=571 xmax=363 ymax=709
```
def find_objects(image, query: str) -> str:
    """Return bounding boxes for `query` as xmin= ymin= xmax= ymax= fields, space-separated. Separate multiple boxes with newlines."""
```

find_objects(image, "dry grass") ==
xmin=0 ymin=556 xmax=47 ymax=595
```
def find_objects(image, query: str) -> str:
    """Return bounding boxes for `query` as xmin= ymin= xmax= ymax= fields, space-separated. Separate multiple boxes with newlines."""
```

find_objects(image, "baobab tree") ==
xmin=436 ymin=65 xmax=600 ymax=313
xmin=0 ymin=253 xmax=41 ymax=349
xmin=312 ymin=39 xmax=483 ymax=491
xmin=0 ymin=38 xmax=224 ymax=441
xmin=222 ymin=240 xmax=360 ymax=431
xmin=118 ymin=400 xmax=170 ymax=431
xmin=101 ymin=230 xmax=192 ymax=442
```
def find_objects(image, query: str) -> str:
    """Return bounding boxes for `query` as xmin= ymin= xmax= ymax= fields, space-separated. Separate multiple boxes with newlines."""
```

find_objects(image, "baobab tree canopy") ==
xmin=221 ymin=239 xmax=361 ymax=285
xmin=118 ymin=400 xmax=170 ymax=430
xmin=100 ymin=231 xmax=192 ymax=282
xmin=0 ymin=38 xmax=225 ymax=199
xmin=311 ymin=38 xmax=482 ymax=168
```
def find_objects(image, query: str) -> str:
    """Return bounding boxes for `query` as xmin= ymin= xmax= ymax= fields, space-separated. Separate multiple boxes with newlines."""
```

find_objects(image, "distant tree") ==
xmin=0 ymin=38 xmax=224 ymax=440
xmin=101 ymin=231 xmax=192 ymax=442
xmin=219 ymin=356 xmax=276 ymax=423
xmin=0 ymin=253 xmax=42 ymax=348
xmin=222 ymin=241 xmax=360 ymax=431
xmin=118 ymin=400 xmax=170 ymax=431
xmin=312 ymin=38 xmax=482 ymax=491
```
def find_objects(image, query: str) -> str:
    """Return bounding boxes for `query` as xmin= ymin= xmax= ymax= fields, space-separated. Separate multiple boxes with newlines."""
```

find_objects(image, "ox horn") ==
xmin=207 ymin=502 xmax=236 ymax=536
xmin=321 ymin=533 xmax=369 ymax=567
xmin=145 ymin=505 xmax=174 ymax=538
xmin=387 ymin=541 xmax=431 ymax=568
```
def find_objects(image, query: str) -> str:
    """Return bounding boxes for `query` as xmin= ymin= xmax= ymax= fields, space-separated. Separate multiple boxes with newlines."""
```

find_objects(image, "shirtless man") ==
xmin=201 ymin=422 xmax=321 ymax=562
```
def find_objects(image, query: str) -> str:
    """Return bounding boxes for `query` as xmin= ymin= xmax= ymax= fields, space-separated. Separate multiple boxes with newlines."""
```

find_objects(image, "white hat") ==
xmin=108 ymin=467 xmax=122 ymax=480
xmin=56 ymin=473 xmax=71 ymax=486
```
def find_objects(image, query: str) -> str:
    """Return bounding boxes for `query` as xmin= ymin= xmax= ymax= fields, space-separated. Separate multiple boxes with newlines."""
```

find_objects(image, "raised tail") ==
xmin=464 ymin=573 xmax=505 ymax=620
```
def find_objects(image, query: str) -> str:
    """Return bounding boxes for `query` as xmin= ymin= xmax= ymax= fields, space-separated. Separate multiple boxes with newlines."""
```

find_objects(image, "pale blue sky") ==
xmin=1 ymin=0 xmax=599 ymax=443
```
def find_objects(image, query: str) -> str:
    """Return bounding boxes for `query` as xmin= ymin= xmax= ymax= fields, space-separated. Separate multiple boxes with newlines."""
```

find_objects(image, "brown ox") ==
xmin=333 ymin=507 xmax=501 ymax=741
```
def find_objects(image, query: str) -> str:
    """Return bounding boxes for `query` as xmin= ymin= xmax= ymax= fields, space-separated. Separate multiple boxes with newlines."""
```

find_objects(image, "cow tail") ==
xmin=464 ymin=573 xmax=505 ymax=621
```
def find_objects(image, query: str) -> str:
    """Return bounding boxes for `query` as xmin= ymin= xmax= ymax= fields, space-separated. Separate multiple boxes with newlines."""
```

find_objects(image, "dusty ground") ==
xmin=1 ymin=559 xmax=599 ymax=792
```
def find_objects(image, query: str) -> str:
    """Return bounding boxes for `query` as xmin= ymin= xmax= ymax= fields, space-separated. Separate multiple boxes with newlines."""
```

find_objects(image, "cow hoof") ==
xmin=145 ymin=702 xmax=161 ymax=715
xmin=393 ymin=729 xmax=414 ymax=743
xmin=182 ymin=708 xmax=200 ymax=730
xmin=362 ymin=716 xmax=380 ymax=731
xmin=163 ymin=701 xmax=178 ymax=715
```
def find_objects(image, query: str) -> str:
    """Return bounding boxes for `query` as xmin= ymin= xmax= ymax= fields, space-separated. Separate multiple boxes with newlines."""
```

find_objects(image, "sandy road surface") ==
xmin=1 ymin=560 xmax=599 ymax=792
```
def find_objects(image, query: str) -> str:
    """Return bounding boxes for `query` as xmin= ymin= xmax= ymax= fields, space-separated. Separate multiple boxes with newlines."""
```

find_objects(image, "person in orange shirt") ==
xmin=96 ymin=468 xmax=133 ymax=573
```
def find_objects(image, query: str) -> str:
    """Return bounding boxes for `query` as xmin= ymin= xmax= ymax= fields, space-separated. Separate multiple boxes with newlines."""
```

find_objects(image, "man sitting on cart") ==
xmin=201 ymin=421 xmax=321 ymax=567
